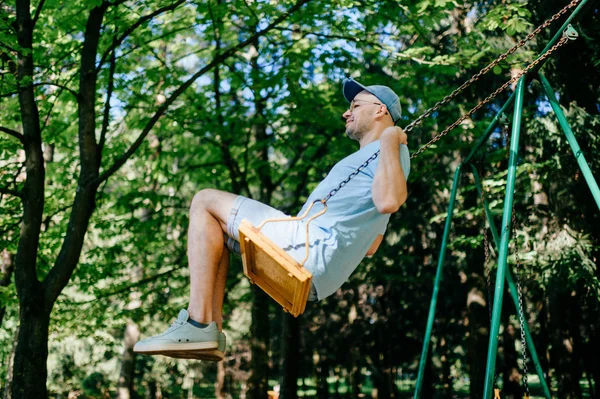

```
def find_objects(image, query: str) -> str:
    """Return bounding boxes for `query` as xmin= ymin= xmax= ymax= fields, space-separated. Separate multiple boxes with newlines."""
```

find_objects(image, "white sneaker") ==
xmin=134 ymin=310 xmax=218 ymax=355
xmin=164 ymin=332 xmax=227 ymax=362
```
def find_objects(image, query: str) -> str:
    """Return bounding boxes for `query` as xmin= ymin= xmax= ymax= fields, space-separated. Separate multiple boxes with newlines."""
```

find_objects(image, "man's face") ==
xmin=342 ymin=91 xmax=383 ymax=141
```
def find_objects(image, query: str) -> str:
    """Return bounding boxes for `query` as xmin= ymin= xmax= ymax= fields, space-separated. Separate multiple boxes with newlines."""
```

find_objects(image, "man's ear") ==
xmin=376 ymin=104 xmax=389 ymax=120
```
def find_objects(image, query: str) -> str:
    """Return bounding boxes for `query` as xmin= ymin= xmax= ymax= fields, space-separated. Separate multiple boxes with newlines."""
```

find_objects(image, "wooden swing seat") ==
xmin=239 ymin=219 xmax=312 ymax=317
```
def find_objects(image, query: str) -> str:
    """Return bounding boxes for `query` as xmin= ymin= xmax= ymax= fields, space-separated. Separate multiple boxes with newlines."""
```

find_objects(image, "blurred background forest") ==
xmin=1 ymin=0 xmax=599 ymax=398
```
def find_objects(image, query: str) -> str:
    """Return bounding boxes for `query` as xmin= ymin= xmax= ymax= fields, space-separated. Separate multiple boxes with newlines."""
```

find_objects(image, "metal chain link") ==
xmin=403 ymin=0 xmax=578 ymax=139
xmin=478 ymin=164 xmax=501 ymax=391
xmin=512 ymin=212 xmax=530 ymax=397
xmin=323 ymin=152 xmax=379 ymax=203
xmin=322 ymin=1 xmax=578 ymax=204
xmin=410 ymin=34 xmax=571 ymax=160
xmin=478 ymin=163 xmax=494 ymax=323
xmin=502 ymin=125 xmax=530 ymax=398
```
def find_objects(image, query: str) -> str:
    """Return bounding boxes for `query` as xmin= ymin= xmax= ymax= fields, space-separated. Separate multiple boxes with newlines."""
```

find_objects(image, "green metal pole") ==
xmin=472 ymin=166 xmax=553 ymax=399
xmin=539 ymin=73 xmax=600 ymax=212
xmin=457 ymin=0 xmax=588 ymax=167
xmin=483 ymin=77 xmax=526 ymax=399
xmin=414 ymin=165 xmax=463 ymax=399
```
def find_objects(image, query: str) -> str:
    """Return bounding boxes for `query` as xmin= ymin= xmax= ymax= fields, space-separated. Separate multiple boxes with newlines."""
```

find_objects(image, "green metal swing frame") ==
xmin=413 ymin=1 xmax=598 ymax=398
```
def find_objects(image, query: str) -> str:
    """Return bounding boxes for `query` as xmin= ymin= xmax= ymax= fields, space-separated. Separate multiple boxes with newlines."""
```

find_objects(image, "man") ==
xmin=133 ymin=77 xmax=410 ymax=361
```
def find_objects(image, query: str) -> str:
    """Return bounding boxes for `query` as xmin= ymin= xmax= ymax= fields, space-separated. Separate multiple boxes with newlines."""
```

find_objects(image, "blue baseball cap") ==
xmin=343 ymin=77 xmax=402 ymax=124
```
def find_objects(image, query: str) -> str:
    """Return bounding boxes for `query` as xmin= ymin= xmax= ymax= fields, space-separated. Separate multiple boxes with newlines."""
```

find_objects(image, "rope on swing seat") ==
xmin=239 ymin=200 xmax=326 ymax=317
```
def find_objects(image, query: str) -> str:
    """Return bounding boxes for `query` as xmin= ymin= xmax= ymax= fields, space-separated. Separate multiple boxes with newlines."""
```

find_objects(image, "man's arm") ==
xmin=366 ymin=234 xmax=384 ymax=257
xmin=372 ymin=126 xmax=408 ymax=214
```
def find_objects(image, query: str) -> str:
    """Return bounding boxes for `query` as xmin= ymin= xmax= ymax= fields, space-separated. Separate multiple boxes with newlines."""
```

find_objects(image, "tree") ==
xmin=0 ymin=0 xmax=311 ymax=397
xmin=1 ymin=0 xmax=598 ymax=396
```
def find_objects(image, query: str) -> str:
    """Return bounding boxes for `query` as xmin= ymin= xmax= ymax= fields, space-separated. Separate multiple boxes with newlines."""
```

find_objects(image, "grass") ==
xmin=190 ymin=373 xmax=593 ymax=398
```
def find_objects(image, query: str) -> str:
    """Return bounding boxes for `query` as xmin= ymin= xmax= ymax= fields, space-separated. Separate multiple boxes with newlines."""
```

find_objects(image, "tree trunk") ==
xmin=2 ymin=326 xmax=18 ymax=399
xmin=12 ymin=303 xmax=51 ymax=399
xmin=10 ymin=1 xmax=106 ymax=398
xmin=116 ymin=320 xmax=140 ymax=399
xmin=567 ymin=291 xmax=585 ymax=398
xmin=248 ymin=286 xmax=270 ymax=399
xmin=315 ymin=353 xmax=328 ymax=399
xmin=466 ymin=285 xmax=490 ymax=398
xmin=12 ymin=0 xmax=47 ymax=395
xmin=421 ymin=355 xmax=434 ymax=399
xmin=587 ymin=315 xmax=600 ymax=398
xmin=537 ymin=299 xmax=552 ymax=386
xmin=215 ymin=362 xmax=228 ymax=399
xmin=145 ymin=381 xmax=158 ymax=399
xmin=589 ymin=248 xmax=600 ymax=396
xmin=332 ymin=367 xmax=341 ymax=399
xmin=246 ymin=31 xmax=273 ymax=399
xmin=369 ymin=321 xmax=395 ymax=399
xmin=501 ymin=309 xmax=520 ymax=399
xmin=0 ymin=250 xmax=14 ymax=327
xmin=549 ymin=291 xmax=582 ymax=398
xmin=348 ymin=348 xmax=361 ymax=399
xmin=280 ymin=313 xmax=299 ymax=399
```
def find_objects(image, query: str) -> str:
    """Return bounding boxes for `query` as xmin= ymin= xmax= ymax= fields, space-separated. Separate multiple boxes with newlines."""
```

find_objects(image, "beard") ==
xmin=345 ymin=118 xmax=371 ymax=141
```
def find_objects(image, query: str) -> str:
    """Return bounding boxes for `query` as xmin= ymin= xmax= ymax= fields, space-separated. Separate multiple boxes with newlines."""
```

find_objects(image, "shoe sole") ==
xmin=161 ymin=349 xmax=225 ymax=362
xmin=134 ymin=341 xmax=218 ymax=353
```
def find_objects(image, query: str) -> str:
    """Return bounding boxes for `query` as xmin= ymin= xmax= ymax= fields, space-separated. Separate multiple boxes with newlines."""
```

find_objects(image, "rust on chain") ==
xmin=479 ymin=171 xmax=501 ymax=390
xmin=511 ymin=210 xmax=530 ymax=397
xmin=320 ymin=0 xmax=578 ymax=204
xmin=410 ymin=35 xmax=571 ymax=160
xmin=403 ymin=0 xmax=578 ymax=138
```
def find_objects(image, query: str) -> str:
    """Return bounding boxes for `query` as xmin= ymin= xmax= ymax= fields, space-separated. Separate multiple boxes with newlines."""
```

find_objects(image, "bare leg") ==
xmin=187 ymin=189 xmax=237 ymax=325
xmin=212 ymin=245 xmax=230 ymax=331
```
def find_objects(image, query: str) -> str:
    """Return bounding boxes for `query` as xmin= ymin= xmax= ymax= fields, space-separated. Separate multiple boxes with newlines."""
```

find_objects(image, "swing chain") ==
xmin=478 ymin=164 xmax=494 ymax=322
xmin=323 ymin=1 xmax=578 ymax=204
xmin=512 ymin=212 xmax=530 ymax=398
xmin=403 ymin=0 xmax=578 ymax=141
xmin=323 ymin=151 xmax=379 ymax=203
xmin=502 ymin=125 xmax=530 ymax=398
xmin=410 ymin=32 xmax=572 ymax=160
xmin=478 ymin=166 xmax=501 ymax=391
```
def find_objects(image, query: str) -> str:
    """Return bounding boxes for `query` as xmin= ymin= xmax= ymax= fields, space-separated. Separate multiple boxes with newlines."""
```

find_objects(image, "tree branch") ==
xmin=31 ymin=0 xmax=46 ymax=30
xmin=98 ymin=49 xmax=115 ymax=157
xmin=0 ymin=186 xmax=23 ymax=199
xmin=95 ymin=0 xmax=313 ymax=186
xmin=96 ymin=0 xmax=186 ymax=71
xmin=33 ymin=82 xmax=79 ymax=101
xmin=281 ymin=139 xmax=330 ymax=214
xmin=272 ymin=144 xmax=308 ymax=188
xmin=11 ymin=0 xmax=46 ymax=302
xmin=43 ymin=3 xmax=108 ymax=305
xmin=0 ymin=126 xmax=25 ymax=143
xmin=0 ymin=39 xmax=19 ymax=54
xmin=183 ymin=161 xmax=224 ymax=170
xmin=113 ymin=24 xmax=202 ymax=62
xmin=0 ymin=250 xmax=15 ymax=327
xmin=109 ymin=0 xmax=129 ymax=7
xmin=1 ymin=82 xmax=79 ymax=100
xmin=39 ymin=86 xmax=68 ymax=134
xmin=60 ymin=262 xmax=185 ymax=305
xmin=0 ymin=217 xmax=23 ymax=245
xmin=241 ymin=0 xmax=260 ymax=24
xmin=396 ymin=4 xmax=444 ymax=52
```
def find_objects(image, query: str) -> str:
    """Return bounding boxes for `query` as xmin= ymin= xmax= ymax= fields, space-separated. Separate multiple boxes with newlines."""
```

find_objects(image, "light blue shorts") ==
xmin=226 ymin=195 xmax=318 ymax=301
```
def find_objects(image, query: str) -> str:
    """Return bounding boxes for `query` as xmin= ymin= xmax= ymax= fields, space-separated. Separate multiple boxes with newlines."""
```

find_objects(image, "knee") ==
xmin=190 ymin=188 xmax=218 ymax=215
